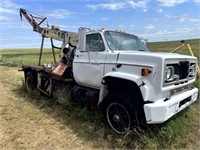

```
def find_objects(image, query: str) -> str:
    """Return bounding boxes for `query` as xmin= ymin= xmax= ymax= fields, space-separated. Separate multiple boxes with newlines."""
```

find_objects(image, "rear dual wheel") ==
xmin=25 ymin=72 xmax=36 ymax=92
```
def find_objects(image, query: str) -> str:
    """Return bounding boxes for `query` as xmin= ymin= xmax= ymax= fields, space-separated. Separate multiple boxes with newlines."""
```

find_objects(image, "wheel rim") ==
xmin=26 ymin=76 xmax=32 ymax=92
xmin=106 ymin=102 xmax=131 ymax=134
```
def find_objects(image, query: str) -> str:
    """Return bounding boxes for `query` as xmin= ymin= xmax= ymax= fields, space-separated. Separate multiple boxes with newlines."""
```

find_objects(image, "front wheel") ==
xmin=106 ymin=102 xmax=131 ymax=134
xmin=102 ymin=92 xmax=145 ymax=134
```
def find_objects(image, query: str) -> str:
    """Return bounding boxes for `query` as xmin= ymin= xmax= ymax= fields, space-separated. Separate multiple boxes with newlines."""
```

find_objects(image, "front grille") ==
xmin=167 ymin=61 xmax=189 ymax=80
xmin=164 ymin=60 xmax=196 ymax=86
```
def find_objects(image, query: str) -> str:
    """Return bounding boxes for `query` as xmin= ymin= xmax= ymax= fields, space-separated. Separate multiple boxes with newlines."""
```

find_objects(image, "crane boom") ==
xmin=19 ymin=8 xmax=46 ymax=33
xmin=20 ymin=8 xmax=79 ymax=65
xmin=19 ymin=8 xmax=78 ymax=47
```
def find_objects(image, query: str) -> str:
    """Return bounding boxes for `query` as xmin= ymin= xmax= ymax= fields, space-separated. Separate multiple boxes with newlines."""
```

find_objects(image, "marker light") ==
xmin=141 ymin=68 xmax=151 ymax=76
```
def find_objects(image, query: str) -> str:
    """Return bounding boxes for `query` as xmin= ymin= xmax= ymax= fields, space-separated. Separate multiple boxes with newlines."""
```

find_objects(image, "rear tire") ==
xmin=25 ymin=72 xmax=36 ymax=92
xmin=102 ymin=92 xmax=144 ymax=134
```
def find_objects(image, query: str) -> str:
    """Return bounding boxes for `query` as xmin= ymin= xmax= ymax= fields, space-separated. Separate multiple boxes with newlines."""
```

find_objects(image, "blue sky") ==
xmin=0 ymin=0 xmax=200 ymax=49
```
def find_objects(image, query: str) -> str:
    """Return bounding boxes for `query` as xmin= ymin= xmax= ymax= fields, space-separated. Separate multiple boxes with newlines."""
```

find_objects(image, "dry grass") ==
xmin=0 ymin=66 xmax=110 ymax=149
xmin=0 ymin=65 xmax=199 ymax=149
xmin=1 ymin=66 xmax=140 ymax=149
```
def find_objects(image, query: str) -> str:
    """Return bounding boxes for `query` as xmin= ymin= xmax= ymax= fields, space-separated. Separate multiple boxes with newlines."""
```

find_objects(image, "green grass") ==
xmin=147 ymin=38 xmax=200 ymax=60
xmin=0 ymin=38 xmax=199 ymax=149
xmin=0 ymin=48 xmax=60 ymax=66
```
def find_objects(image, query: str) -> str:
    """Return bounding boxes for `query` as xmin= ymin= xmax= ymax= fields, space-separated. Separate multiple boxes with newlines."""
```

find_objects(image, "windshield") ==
xmin=104 ymin=31 xmax=149 ymax=51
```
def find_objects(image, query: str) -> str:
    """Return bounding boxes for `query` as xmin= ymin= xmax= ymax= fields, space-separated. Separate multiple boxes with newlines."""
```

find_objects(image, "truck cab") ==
xmin=73 ymin=29 xmax=149 ymax=88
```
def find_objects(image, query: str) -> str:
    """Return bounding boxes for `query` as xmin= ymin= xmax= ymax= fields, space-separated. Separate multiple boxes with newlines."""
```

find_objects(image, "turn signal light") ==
xmin=141 ymin=68 xmax=151 ymax=76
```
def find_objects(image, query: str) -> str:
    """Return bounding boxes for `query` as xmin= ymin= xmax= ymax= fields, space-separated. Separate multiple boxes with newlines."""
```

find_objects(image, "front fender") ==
xmin=103 ymin=72 xmax=143 ymax=85
xmin=98 ymin=72 xmax=150 ymax=105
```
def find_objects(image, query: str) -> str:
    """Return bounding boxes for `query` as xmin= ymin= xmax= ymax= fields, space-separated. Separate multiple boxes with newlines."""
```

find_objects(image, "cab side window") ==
xmin=86 ymin=33 xmax=105 ymax=51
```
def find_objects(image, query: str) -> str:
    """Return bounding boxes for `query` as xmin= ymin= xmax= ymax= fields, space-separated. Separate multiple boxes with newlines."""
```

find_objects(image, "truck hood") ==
xmin=115 ymin=51 xmax=197 ymax=67
xmin=116 ymin=51 xmax=196 ymax=60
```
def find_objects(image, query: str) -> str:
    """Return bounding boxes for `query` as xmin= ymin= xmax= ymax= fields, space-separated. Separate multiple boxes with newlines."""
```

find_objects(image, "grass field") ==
xmin=0 ymin=39 xmax=199 ymax=149
xmin=0 ymin=48 xmax=60 ymax=66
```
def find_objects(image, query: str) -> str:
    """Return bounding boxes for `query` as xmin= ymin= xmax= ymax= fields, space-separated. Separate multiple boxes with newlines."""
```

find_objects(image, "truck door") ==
xmin=73 ymin=33 xmax=107 ymax=89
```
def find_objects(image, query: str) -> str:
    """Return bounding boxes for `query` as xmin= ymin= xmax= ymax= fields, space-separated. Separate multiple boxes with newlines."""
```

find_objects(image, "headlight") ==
xmin=165 ymin=66 xmax=174 ymax=81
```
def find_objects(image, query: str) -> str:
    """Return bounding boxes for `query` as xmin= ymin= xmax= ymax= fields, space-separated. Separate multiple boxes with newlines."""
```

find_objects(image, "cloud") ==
xmin=118 ymin=24 xmax=124 ymax=28
xmin=137 ymin=27 xmax=200 ymax=42
xmin=86 ymin=0 xmax=148 ymax=11
xmin=0 ymin=7 xmax=16 ymax=14
xmin=128 ymin=0 xmax=148 ymax=10
xmin=48 ymin=9 xmax=73 ymax=19
xmin=157 ymin=0 xmax=188 ymax=7
xmin=144 ymin=24 xmax=155 ymax=30
xmin=0 ymin=0 xmax=22 ymax=24
xmin=190 ymin=18 xmax=200 ymax=23
xmin=161 ymin=28 xmax=191 ymax=35
xmin=156 ymin=8 xmax=163 ymax=13
xmin=166 ymin=14 xmax=188 ymax=22
xmin=0 ymin=0 xmax=22 ymax=14
xmin=59 ymin=25 xmax=80 ymax=29
xmin=0 ymin=16 xmax=13 ymax=22
xmin=87 ymin=2 xmax=125 ymax=11
xmin=130 ymin=24 xmax=135 ymax=28
xmin=189 ymin=18 xmax=200 ymax=28
xmin=194 ymin=0 xmax=200 ymax=3
xmin=100 ymin=17 xmax=109 ymax=20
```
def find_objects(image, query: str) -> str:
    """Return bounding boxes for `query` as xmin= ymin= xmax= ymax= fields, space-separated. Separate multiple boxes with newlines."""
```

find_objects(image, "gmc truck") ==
xmin=20 ymin=9 xmax=199 ymax=134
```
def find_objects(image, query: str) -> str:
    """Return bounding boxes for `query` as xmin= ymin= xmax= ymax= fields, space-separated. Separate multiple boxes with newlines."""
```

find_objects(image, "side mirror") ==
xmin=77 ymin=27 xmax=86 ymax=51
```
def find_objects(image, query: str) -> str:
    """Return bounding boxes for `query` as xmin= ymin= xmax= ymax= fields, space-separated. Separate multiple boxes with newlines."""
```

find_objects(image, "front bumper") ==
xmin=144 ymin=87 xmax=198 ymax=124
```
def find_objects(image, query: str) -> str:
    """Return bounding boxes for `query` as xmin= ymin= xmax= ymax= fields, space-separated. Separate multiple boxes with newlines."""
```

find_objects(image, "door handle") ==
xmin=76 ymin=54 xmax=83 ymax=57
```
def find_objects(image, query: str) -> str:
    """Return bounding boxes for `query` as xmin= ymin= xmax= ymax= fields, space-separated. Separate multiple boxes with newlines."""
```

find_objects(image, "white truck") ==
xmin=20 ymin=9 xmax=199 ymax=134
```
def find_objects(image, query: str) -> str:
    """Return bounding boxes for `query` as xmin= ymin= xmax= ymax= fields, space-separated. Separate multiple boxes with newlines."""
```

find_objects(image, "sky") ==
xmin=0 ymin=0 xmax=200 ymax=49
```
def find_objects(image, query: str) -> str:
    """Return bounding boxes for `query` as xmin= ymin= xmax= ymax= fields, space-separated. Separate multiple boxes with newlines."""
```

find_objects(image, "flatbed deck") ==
xmin=21 ymin=65 xmax=52 ymax=73
xmin=20 ymin=64 xmax=74 ymax=83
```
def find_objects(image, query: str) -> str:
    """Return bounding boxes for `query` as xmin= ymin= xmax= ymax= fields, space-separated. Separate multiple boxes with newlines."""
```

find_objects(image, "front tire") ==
xmin=102 ymin=92 xmax=144 ymax=134
xmin=106 ymin=102 xmax=131 ymax=134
